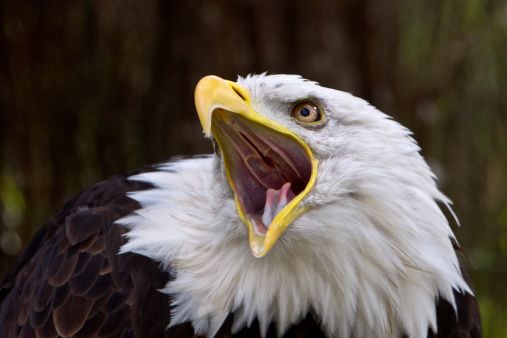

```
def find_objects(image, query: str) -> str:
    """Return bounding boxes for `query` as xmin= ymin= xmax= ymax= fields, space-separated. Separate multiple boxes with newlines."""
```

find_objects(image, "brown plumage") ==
xmin=0 ymin=168 xmax=481 ymax=338
xmin=0 ymin=172 xmax=170 ymax=338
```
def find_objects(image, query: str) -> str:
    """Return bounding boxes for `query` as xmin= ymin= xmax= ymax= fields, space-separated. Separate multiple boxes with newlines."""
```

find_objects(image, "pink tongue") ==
xmin=261 ymin=182 xmax=296 ymax=228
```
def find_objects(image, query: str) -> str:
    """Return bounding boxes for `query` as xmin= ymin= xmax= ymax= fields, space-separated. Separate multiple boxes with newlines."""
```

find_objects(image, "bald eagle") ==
xmin=0 ymin=74 xmax=481 ymax=338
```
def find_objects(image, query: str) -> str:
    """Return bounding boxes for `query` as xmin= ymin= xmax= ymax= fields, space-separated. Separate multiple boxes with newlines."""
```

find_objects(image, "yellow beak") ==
xmin=194 ymin=75 xmax=318 ymax=257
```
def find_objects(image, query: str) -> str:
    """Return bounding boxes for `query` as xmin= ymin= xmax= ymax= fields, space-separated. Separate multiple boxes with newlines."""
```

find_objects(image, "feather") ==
xmin=68 ymin=254 xmax=102 ymax=296
xmin=53 ymin=294 xmax=94 ymax=336
xmin=73 ymin=311 xmax=107 ymax=338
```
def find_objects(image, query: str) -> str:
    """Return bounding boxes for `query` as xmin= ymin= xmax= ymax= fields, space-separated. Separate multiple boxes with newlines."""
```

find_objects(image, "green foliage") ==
xmin=0 ymin=171 xmax=25 ymax=227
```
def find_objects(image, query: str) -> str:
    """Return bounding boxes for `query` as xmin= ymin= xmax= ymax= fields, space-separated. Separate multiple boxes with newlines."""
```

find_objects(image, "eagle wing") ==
xmin=0 ymin=171 xmax=177 ymax=338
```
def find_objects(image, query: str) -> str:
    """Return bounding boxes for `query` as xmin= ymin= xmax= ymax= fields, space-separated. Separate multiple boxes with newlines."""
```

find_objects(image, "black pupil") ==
xmin=300 ymin=107 xmax=311 ymax=117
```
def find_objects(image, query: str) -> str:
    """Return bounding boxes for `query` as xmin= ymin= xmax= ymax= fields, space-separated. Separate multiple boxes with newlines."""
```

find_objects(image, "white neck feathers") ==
xmin=119 ymin=157 xmax=470 ymax=338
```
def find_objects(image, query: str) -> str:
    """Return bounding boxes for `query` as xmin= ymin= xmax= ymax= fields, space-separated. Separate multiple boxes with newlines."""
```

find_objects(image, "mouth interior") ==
xmin=211 ymin=109 xmax=312 ymax=236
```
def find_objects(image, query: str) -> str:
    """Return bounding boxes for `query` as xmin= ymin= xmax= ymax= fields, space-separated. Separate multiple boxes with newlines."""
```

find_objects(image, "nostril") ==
xmin=232 ymin=86 xmax=247 ymax=101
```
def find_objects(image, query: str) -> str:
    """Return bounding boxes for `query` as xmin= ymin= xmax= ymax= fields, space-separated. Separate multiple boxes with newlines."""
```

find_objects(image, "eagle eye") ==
xmin=291 ymin=102 xmax=322 ymax=124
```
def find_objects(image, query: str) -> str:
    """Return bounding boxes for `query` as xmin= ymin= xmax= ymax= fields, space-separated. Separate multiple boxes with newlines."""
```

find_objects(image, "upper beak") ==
xmin=195 ymin=75 xmax=252 ymax=137
xmin=194 ymin=75 xmax=318 ymax=257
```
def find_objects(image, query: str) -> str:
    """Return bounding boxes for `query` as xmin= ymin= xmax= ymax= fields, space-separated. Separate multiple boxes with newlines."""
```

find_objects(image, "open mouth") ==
xmin=211 ymin=109 xmax=313 ymax=236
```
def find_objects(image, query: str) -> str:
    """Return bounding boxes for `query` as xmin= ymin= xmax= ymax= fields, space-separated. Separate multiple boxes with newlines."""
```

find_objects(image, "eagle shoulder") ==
xmin=0 ymin=171 xmax=184 ymax=337
xmin=431 ymin=244 xmax=482 ymax=338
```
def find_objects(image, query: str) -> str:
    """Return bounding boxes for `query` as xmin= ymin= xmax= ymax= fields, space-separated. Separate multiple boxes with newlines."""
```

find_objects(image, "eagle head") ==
xmin=195 ymin=74 xmax=446 ymax=258
xmin=122 ymin=74 xmax=473 ymax=338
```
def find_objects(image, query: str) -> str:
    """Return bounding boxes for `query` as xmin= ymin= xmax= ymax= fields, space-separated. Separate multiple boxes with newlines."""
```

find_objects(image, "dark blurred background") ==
xmin=0 ymin=0 xmax=506 ymax=335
